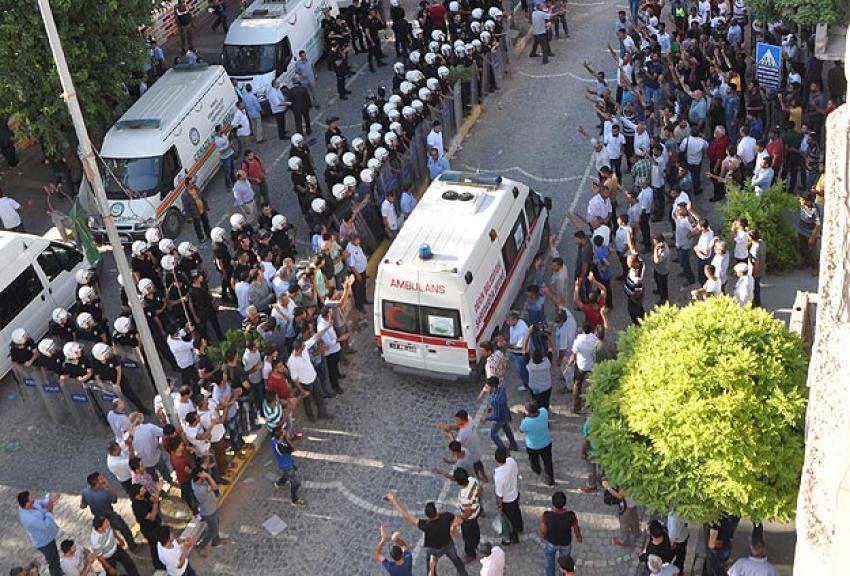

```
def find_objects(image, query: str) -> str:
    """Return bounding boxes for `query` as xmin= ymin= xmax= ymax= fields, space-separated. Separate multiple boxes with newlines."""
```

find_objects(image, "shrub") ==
xmin=720 ymin=180 xmax=801 ymax=273
xmin=447 ymin=64 xmax=473 ymax=85
xmin=206 ymin=329 xmax=265 ymax=365
xmin=586 ymin=297 xmax=808 ymax=523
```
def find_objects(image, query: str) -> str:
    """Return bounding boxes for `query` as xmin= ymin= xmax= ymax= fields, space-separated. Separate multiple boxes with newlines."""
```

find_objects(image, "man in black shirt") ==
xmin=92 ymin=344 xmax=148 ymax=414
xmin=540 ymin=491 xmax=582 ymax=573
xmin=189 ymin=274 xmax=223 ymax=342
xmin=706 ymin=515 xmax=739 ymax=576
xmin=640 ymin=519 xmax=674 ymax=568
xmin=10 ymin=330 xmax=38 ymax=369
xmin=37 ymin=339 xmax=66 ymax=378
xmin=387 ymin=490 xmax=469 ymax=575
xmin=129 ymin=484 xmax=164 ymax=570
xmin=62 ymin=342 xmax=94 ymax=383
xmin=288 ymin=79 xmax=314 ymax=135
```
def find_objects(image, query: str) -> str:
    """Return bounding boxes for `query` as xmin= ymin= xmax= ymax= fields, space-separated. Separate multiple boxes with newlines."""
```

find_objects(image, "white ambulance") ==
xmin=373 ymin=172 xmax=551 ymax=380
xmin=223 ymin=0 xmax=338 ymax=102
xmin=83 ymin=64 xmax=238 ymax=241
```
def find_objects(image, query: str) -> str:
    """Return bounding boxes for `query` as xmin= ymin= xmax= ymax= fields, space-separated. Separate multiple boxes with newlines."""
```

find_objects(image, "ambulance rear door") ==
xmin=417 ymin=275 xmax=468 ymax=377
xmin=378 ymin=272 xmax=426 ymax=371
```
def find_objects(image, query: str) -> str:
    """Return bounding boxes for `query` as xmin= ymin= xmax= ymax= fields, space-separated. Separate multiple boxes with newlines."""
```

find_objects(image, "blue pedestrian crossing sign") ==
xmin=756 ymin=43 xmax=782 ymax=90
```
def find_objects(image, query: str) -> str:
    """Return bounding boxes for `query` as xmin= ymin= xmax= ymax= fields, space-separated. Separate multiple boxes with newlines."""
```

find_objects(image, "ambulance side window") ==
xmin=420 ymin=306 xmax=461 ymax=339
xmin=524 ymin=191 xmax=542 ymax=226
xmin=382 ymin=300 xmax=420 ymax=334
xmin=276 ymin=38 xmax=293 ymax=76
xmin=501 ymin=211 xmax=528 ymax=272
xmin=161 ymin=146 xmax=181 ymax=191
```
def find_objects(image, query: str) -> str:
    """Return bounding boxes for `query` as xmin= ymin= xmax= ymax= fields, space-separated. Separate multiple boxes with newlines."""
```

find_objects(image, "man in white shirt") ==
xmin=567 ymin=322 xmax=600 ymax=412
xmin=479 ymin=542 xmax=506 ymax=576
xmin=751 ymin=156 xmax=774 ymax=195
xmin=287 ymin=329 xmax=331 ymax=421
xmin=426 ymin=120 xmax=445 ymax=157
xmin=166 ymin=327 xmax=197 ymax=388
xmin=381 ymin=190 xmax=400 ymax=239
xmin=736 ymin=126 xmax=757 ymax=175
xmin=679 ymin=130 xmax=708 ymax=195
xmin=267 ymin=81 xmax=290 ymax=140
xmin=673 ymin=202 xmax=697 ymax=286
xmin=586 ymin=188 xmax=613 ymax=228
xmin=589 ymin=138 xmax=611 ymax=176
xmin=106 ymin=441 xmax=133 ymax=495
xmin=733 ymin=262 xmax=754 ymax=307
xmin=156 ymin=526 xmax=194 ymax=576
xmin=0 ymin=188 xmax=24 ymax=231
xmin=494 ymin=448 xmax=522 ymax=545
xmin=346 ymin=234 xmax=369 ymax=312
xmin=506 ymin=312 xmax=530 ymax=391
xmin=727 ymin=539 xmax=779 ymax=576
xmin=232 ymin=101 xmax=252 ymax=153
xmin=318 ymin=304 xmax=347 ymax=394
xmin=127 ymin=412 xmax=169 ymax=481
xmin=554 ymin=308 xmax=578 ymax=392
xmin=107 ymin=399 xmax=131 ymax=443
xmin=603 ymin=124 xmax=626 ymax=181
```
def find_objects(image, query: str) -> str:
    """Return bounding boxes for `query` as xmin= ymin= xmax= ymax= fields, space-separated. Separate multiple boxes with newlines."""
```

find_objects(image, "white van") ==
xmin=223 ymin=0 xmax=338 ymax=102
xmin=373 ymin=172 xmax=551 ymax=380
xmin=0 ymin=233 xmax=90 ymax=379
xmin=83 ymin=64 xmax=238 ymax=241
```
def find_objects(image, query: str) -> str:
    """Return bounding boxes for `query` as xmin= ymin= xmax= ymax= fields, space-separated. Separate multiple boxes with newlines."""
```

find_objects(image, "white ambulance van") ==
xmin=0 ymin=232 xmax=90 ymax=378
xmin=83 ymin=64 xmax=238 ymax=241
xmin=223 ymin=0 xmax=338 ymax=102
xmin=373 ymin=172 xmax=551 ymax=380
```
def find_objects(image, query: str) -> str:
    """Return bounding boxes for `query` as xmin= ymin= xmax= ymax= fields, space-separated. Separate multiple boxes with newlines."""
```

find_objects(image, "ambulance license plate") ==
xmin=388 ymin=341 xmax=417 ymax=353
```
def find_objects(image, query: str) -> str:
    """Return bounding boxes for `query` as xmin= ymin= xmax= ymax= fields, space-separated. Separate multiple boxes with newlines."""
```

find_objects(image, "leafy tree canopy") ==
xmin=747 ymin=0 xmax=848 ymax=27
xmin=587 ymin=297 xmax=808 ymax=524
xmin=0 ymin=0 xmax=152 ymax=157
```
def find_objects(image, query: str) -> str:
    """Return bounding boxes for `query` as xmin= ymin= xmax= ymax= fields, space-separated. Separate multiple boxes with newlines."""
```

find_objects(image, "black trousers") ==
xmin=220 ymin=270 xmax=236 ymax=302
xmin=531 ymin=387 xmax=551 ymax=411
xmin=672 ymin=537 xmax=688 ymax=572
xmin=197 ymin=309 xmax=224 ymax=342
xmin=292 ymin=109 xmax=311 ymax=135
xmin=38 ymin=540 xmax=62 ymax=576
xmin=353 ymin=271 xmax=368 ymax=310
xmin=105 ymin=545 xmax=140 ymax=576
xmin=654 ymin=270 xmax=668 ymax=304
xmin=367 ymin=44 xmax=385 ymax=71
xmin=530 ymin=34 xmax=552 ymax=62
xmin=639 ymin=212 xmax=651 ymax=251
xmin=143 ymin=529 xmax=165 ymax=570
xmin=325 ymin=351 xmax=342 ymax=391
xmin=626 ymin=297 xmax=645 ymax=325
xmin=461 ymin=516 xmax=481 ymax=557
xmin=502 ymin=497 xmax=523 ymax=542
xmin=273 ymin=111 xmax=288 ymax=139
xmin=191 ymin=213 xmax=212 ymax=242
xmin=526 ymin=442 xmax=554 ymax=481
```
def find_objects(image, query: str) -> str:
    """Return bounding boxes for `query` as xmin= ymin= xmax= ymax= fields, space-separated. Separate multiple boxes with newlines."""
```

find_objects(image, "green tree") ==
xmin=747 ymin=0 xmax=848 ymax=26
xmin=0 ymin=0 xmax=152 ymax=157
xmin=587 ymin=297 xmax=808 ymax=524
xmin=720 ymin=180 xmax=801 ymax=274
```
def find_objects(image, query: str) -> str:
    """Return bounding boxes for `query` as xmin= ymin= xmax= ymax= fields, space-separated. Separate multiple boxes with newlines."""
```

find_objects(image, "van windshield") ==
xmin=223 ymin=44 xmax=277 ymax=76
xmin=102 ymin=156 xmax=162 ymax=200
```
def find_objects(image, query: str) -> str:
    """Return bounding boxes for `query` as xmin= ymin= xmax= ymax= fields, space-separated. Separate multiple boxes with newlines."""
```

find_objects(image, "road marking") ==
xmin=517 ymin=70 xmax=609 ymax=83
xmin=460 ymin=163 xmax=583 ymax=183
xmin=301 ymin=480 xmax=402 ymax=517
xmin=411 ymin=401 xmax=489 ymax=564
xmin=556 ymin=154 xmax=595 ymax=246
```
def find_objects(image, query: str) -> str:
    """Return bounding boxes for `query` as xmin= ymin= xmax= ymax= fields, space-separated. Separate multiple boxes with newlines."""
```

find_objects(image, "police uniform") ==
xmin=93 ymin=355 xmax=147 ymax=413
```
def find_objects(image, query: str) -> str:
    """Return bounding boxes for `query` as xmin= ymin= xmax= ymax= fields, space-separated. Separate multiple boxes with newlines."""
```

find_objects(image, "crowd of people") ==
xmin=7 ymin=0 xmax=844 ymax=573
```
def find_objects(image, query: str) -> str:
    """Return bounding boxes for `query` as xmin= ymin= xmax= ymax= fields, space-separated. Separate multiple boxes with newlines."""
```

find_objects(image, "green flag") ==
xmin=69 ymin=201 xmax=100 ymax=266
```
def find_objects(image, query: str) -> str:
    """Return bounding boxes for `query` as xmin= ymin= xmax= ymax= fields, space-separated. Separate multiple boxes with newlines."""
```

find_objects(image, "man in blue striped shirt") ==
xmin=17 ymin=491 xmax=61 ymax=576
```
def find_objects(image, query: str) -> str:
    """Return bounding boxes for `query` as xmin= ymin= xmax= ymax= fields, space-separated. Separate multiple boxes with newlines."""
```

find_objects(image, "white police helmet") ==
xmin=480 ymin=31 xmax=492 ymax=43
xmin=78 ymin=286 xmax=96 ymax=304
xmin=290 ymin=133 xmax=304 ymax=146
xmin=367 ymin=158 xmax=381 ymax=170
xmin=411 ymin=99 xmax=425 ymax=112
xmin=419 ymin=87 xmax=432 ymax=100
xmin=425 ymin=52 xmax=437 ymax=65
xmin=288 ymin=156 xmax=303 ymax=171
xmin=472 ymin=7 xmax=483 ymax=19
xmin=368 ymin=131 xmax=383 ymax=145
xmin=390 ymin=121 xmax=404 ymax=135
xmin=400 ymin=81 xmax=414 ymax=95
xmin=384 ymin=132 xmax=398 ymax=146
xmin=161 ymin=254 xmax=177 ymax=271
xmin=352 ymin=137 xmax=365 ymax=150
xmin=271 ymin=214 xmax=287 ymax=230
xmin=370 ymin=122 xmax=384 ymax=135
xmin=389 ymin=94 xmax=403 ymax=106
xmin=375 ymin=147 xmax=389 ymax=162
xmin=427 ymin=78 xmax=440 ymax=91
xmin=311 ymin=198 xmax=328 ymax=213
xmin=114 ymin=316 xmax=132 ymax=334
xmin=360 ymin=168 xmax=375 ymax=183
xmin=330 ymin=135 xmax=344 ymax=148
xmin=343 ymin=175 xmax=357 ymax=187
xmin=402 ymin=105 xmax=416 ymax=119
xmin=11 ymin=328 xmax=28 ymax=345
xmin=342 ymin=152 xmax=357 ymax=166
xmin=409 ymin=50 xmax=421 ymax=64
xmin=367 ymin=103 xmax=379 ymax=116
xmin=211 ymin=227 xmax=227 ymax=243
xmin=306 ymin=174 xmax=318 ymax=185
xmin=63 ymin=341 xmax=83 ymax=361
xmin=383 ymin=102 xmax=396 ymax=115
xmin=178 ymin=241 xmax=195 ymax=257
xmin=388 ymin=109 xmax=401 ymax=122
xmin=92 ymin=342 xmax=111 ymax=362
xmin=144 ymin=227 xmax=161 ymax=244
xmin=131 ymin=240 xmax=148 ymax=257
xmin=137 ymin=278 xmax=154 ymax=294
xmin=393 ymin=62 xmax=405 ymax=74
xmin=52 ymin=307 xmax=69 ymax=324
xmin=230 ymin=213 xmax=247 ymax=230
xmin=325 ymin=152 xmax=339 ymax=166
xmin=332 ymin=183 xmax=347 ymax=199
xmin=38 ymin=338 xmax=56 ymax=356
xmin=471 ymin=21 xmax=482 ymax=33
xmin=158 ymin=238 xmax=175 ymax=253
xmin=428 ymin=40 xmax=440 ymax=53
xmin=76 ymin=312 xmax=94 ymax=329
xmin=75 ymin=269 xmax=94 ymax=285
xmin=449 ymin=1 xmax=459 ymax=11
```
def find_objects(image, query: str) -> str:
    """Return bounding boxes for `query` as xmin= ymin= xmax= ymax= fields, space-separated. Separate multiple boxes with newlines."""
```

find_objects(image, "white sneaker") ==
xmin=517 ymin=385 xmax=528 ymax=391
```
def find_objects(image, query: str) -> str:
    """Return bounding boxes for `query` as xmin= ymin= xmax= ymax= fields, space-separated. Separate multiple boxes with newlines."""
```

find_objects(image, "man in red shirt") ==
xmin=167 ymin=438 xmax=199 ymax=517
xmin=241 ymin=149 xmax=269 ymax=205
xmin=766 ymin=128 xmax=784 ymax=176
xmin=573 ymin=274 xmax=608 ymax=334
xmin=266 ymin=358 xmax=298 ymax=413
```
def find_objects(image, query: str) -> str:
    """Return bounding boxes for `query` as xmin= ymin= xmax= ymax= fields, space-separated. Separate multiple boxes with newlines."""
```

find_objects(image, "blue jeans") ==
xmin=706 ymin=547 xmax=731 ymax=576
xmin=511 ymin=353 xmax=529 ymax=388
xmin=220 ymin=156 xmax=235 ymax=188
xmin=225 ymin=412 xmax=244 ymax=452
xmin=676 ymin=247 xmax=695 ymax=285
xmin=644 ymin=86 xmax=662 ymax=107
xmin=544 ymin=542 xmax=572 ymax=576
xmin=490 ymin=420 xmax=518 ymax=452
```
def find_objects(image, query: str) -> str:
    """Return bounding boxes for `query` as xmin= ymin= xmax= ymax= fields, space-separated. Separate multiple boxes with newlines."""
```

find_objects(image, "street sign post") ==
xmin=756 ymin=42 xmax=782 ymax=91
